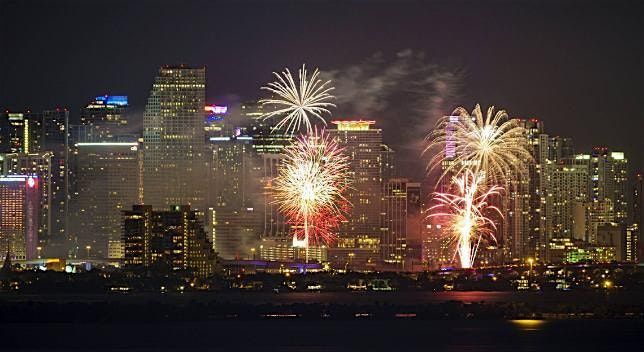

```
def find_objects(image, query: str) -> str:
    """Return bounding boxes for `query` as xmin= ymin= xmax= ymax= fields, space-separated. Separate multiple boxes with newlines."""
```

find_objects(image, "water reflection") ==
xmin=511 ymin=319 xmax=547 ymax=331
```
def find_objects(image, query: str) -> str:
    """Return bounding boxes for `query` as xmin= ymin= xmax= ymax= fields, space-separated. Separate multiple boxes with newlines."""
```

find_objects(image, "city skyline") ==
xmin=1 ymin=2 xmax=644 ymax=350
xmin=1 ymin=0 xmax=642 ymax=176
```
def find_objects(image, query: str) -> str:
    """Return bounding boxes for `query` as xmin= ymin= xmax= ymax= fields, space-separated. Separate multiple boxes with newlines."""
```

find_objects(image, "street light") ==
xmin=250 ymin=247 xmax=256 ymax=260
xmin=36 ymin=246 xmax=42 ymax=259
xmin=527 ymin=258 xmax=534 ymax=276
xmin=86 ymin=245 xmax=91 ymax=258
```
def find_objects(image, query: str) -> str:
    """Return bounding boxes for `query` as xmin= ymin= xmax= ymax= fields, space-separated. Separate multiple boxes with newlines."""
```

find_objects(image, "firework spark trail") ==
xmin=260 ymin=64 xmax=335 ymax=135
xmin=425 ymin=103 xmax=532 ymax=187
xmin=273 ymin=129 xmax=351 ymax=248
xmin=429 ymin=170 xmax=503 ymax=268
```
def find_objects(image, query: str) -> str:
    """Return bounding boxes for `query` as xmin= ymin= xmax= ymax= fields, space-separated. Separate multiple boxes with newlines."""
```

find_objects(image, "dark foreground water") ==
xmin=2 ymin=291 xmax=643 ymax=351
xmin=1 ymin=319 xmax=643 ymax=351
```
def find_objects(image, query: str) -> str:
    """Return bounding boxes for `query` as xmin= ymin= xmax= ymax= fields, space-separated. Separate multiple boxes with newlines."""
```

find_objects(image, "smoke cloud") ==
xmin=321 ymin=49 xmax=463 ymax=180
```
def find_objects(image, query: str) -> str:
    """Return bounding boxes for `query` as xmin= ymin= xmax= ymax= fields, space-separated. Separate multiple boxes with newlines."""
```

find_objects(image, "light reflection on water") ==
xmin=511 ymin=319 xmax=547 ymax=330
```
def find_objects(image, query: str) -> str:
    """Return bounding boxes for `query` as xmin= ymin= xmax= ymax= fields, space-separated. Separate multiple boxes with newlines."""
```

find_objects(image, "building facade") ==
xmin=122 ymin=205 xmax=214 ymax=277
xmin=0 ymin=175 xmax=40 ymax=260
xmin=143 ymin=66 xmax=206 ymax=211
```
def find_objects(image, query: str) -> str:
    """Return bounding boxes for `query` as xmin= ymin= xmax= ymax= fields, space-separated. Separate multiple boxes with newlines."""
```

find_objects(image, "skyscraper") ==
xmin=72 ymin=141 xmax=140 ymax=258
xmin=74 ymin=95 xmax=132 ymax=143
xmin=1 ymin=152 xmax=53 ymax=243
xmin=380 ymin=178 xmax=421 ymax=268
xmin=206 ymin=134 xmax=263 ymax=258
xmin=41 ymin=109 xmax=69 ymax=245
xmin=327 ymin=120 xmax=385 ymax=268
xmin=0 ymin=175 xmax=40 ymax=260
xmin=545 ymin=155 xmax=591 ymax=241
xmin=589 ymin=148 xmax=628 ymax=225
xmin=143 ymin=66 xmax=206 ymax=211
xmin=0 ymin=112 xmax=42 ymax=153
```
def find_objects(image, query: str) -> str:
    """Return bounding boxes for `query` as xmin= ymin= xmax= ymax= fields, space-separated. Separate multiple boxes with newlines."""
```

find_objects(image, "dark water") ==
xmin=1 ymin=319 xmax=643 ymax=351
xmin=2 ymin=291 xmax=643 ymax=350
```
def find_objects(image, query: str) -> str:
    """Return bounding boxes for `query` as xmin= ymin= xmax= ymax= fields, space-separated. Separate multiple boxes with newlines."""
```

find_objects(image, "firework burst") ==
xmin=425 ymin=103 xmax=532 ymax=186
xmin=429 ymin=170 xmax=503 ymax=268
xmin=273 ymin=129 xmax=351 ymax=247
xmin=260 ymin=64 xmax=336 ymax=135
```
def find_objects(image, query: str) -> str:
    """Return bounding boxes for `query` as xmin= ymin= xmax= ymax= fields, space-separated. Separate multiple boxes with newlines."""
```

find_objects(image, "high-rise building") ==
xmin=520 ymin=118 xmax=547 ymax=261
xmin=41 ymin=109 xmax=69 ymax=245
xmin=545 ymin=155 xmax=591 ymax=241
xmin=380 ymin=178 xmax=421 ymax=268
xmin=327 ymin=120 xmax=385 ymax=268
xmin=205 ymin=134 xmax=263 ymax=259
xmin=143 ymin=66 xmax=206 ymax=211
xmin=122 ymin=204 xmax=214 ymax=277
xmin=0 ymin=175 xmax=40 ymax=260
xmin=206 ymin=135 xmax=259 ymax=209
xmin=0 ymin=112 xmax=42 ymax=153
xmin=421 ymin=220 xmax=451 ymax=269
xmin=74 ymin=95 xmax=131 ymax=143
xmin=2 ymin=109 xmax=69 ymax=245
xmin=71 ymin=141 xmax=140 ymax=258
xmin=204 ymin=104 xmax=228 ymax=138
xmin=1 ymin=152 xmax=53 ymax=243
xmin=588 ymin=148 xmax=628 ymax=225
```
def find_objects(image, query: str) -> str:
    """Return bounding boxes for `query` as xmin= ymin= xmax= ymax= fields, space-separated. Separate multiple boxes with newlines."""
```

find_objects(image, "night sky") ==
xmin=1 ymin=0 xmax=642 ymax=175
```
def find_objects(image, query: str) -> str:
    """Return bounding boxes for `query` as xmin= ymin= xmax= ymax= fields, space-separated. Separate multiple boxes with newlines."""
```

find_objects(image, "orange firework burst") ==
xmin=273 ymin=129 xmax=351 ymax=247
xmin=429 ymin=170 xmax=503 ymax=268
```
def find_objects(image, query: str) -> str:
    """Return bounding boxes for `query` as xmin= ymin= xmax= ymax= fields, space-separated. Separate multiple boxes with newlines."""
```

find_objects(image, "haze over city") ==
xmin=1 ymin=1 xmax=643 ymax=351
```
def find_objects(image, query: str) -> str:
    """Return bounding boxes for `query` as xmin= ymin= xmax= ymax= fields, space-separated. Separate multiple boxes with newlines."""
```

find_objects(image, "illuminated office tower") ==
xmin=143 ymin=66 xmax=206 ymax=211
xmin=42 ymin=109 xmax=69 ymax=242
xmin=122 ymin=205 xmax=214 ymax=277
xmin=573 ymin=198 xmax=615 ymax=243
xmin=380 ymin=179 xmax=421 ymax=268
xmin=1 ymin=152 xmax=53 ymax=242
xmin=206 ymin=134 xmax=262 ymax=258
xmin=0 ymin=175 xmax=40 ymax=260
xmin=327 ymin=120 xmax=384 ymax=268
xmin=73 ymin=95 xmax=131 ymax=143
xmin=608 ymin=151 xmax=629 ymax=225
xmin=587 ymin=148 xmax=628 ymax=225
xmin=545 ymin=155 xmax=591 ymax=241
xmin=204 ymin=104 xmax=228 ymax=138
xmin=0 ymin=112 xmax=42 ymax=153
xmin=72 ymin=141 xmax=140 ymax=258
xmin=206 ymin=135 xmax=259 ymax=209
xmin=519 ymin=119 xmax=547 ymax=260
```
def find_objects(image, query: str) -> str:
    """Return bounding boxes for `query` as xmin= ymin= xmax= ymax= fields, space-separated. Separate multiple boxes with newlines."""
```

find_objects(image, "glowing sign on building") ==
xmin=94 ymin=95 xmax=128 ymax=106
xmin=205 ymin=105 xmax=228 ymax=114
xmin=445 ymin=116 xmax=460 ymax=159
xmin=331 ymin=120 xmax=376 ymax=131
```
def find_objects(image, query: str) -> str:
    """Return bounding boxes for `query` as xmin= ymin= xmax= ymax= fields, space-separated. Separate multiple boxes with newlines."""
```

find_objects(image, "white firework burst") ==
xmin=260 ymin=64 xmax=335 ymax=135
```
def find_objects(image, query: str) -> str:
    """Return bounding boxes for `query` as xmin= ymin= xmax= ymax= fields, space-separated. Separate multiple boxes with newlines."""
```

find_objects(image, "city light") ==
xmin=204 ymin=105 xmax=228 ymax=114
